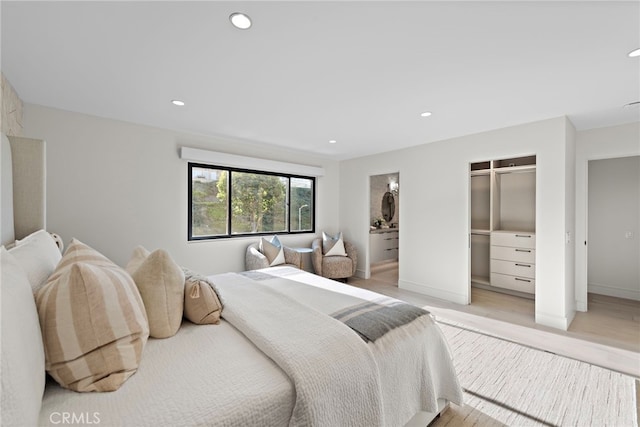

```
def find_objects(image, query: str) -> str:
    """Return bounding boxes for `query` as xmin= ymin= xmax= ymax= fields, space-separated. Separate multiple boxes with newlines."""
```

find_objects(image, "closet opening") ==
xmin=469 ymin=156 xmax=536 ymax=313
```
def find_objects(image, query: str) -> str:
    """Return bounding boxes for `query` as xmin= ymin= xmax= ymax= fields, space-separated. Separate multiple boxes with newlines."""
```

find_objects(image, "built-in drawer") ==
xmin=383 ymin=247 xmax=399 ymax=261
xmin=491 ymin=231 xmax=535 ymax=249
xmin=490 ymin=245 xmax=535 ymax=263
xmin=490 ymin=273 xmax=535 ymax=294
xmin=370 ymin=231 xmax=399 ymax=264
xmin=380 ymin=232 xmax=399 ymax=250
xmin=491 ymin=259 xmax=535 ymax=279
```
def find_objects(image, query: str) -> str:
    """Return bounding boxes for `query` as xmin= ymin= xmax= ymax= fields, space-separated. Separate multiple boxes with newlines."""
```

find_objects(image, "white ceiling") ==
xmin=2 ymin=1 xmax=639 ymax=160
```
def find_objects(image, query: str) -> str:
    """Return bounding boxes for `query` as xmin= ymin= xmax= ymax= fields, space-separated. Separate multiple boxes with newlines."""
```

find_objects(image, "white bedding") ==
xmin=39 ymin=266 xmax=462 ymax=427
xmin=39 ymin=322 xmax=294 ymax=426
xmin=230 ymin=267 xmax=464 ymax=426
xmin=213 ymin=272 xmax=385 ymax=427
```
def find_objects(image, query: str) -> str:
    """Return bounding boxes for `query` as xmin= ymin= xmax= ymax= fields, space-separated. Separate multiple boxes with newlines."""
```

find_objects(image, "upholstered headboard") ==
xmin=1 ymin=133 xmax=15 ymax=245
xmin=0 ymin=132 xmax=46 ymax=246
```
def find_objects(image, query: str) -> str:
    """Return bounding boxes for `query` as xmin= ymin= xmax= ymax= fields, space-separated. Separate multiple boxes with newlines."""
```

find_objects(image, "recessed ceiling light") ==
xmin=230 ymin=13 xmax=252 ymax=30
xmin=329 ymin=140 xmax=337 ymax=144
xmin=171 ymin=99 xmax=185 ymax=106
xmin=420 ymin=111 xmax=432 ymax=117
xmin=628 ymin=48 xmax=640 ymax=58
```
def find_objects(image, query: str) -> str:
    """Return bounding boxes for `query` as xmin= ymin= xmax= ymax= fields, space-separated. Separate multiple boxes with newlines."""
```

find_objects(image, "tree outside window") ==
xmin=191 ymin=167 xmax=228 ymax=237
xmin=291 ymin=177 xmax=313 ymax=232
xmin=188 ymin=163 xmax=315 ymax=240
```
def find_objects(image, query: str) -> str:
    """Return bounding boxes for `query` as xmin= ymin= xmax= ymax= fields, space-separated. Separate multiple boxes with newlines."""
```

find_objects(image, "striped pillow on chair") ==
xmin=36 ymin=239 xmax=149 ymax=392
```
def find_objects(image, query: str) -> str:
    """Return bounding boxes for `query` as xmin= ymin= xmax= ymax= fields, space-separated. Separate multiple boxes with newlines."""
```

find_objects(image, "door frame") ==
xmin=577 ymin=154 xmax=640 ymax=311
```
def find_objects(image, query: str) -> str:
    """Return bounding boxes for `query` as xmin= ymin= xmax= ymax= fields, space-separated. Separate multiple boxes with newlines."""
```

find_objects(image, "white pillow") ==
xmin=259 ymin=235 xmax=282 ymax=249
xmin=260 ymin=237 xmax=285 ymax=266
xmin=9 ymin=229 xmax=62 ymax=292
xmin=322 ymin=231 xmax=347 ymax=257
xmin=1 ymin=247 xmax=45 ymax=426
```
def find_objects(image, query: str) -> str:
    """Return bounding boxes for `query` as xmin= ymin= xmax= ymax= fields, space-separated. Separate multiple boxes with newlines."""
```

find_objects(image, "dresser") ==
xmin=490 ymin=231 xmax=535 ymax=294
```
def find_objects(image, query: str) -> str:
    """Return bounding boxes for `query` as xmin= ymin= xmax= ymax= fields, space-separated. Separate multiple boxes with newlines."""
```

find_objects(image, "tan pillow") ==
xmin=183 ymin=269 xmax=223 ymax=325
xmin=47 ymin=238 xmax=115 ymax=281
xmin=129 ymin=249 xmax=185 ymax=339
xmin=125 ymin=245 xmax=150 ymax=275
xmin=35 ymin=239 xmax=149 ymax=392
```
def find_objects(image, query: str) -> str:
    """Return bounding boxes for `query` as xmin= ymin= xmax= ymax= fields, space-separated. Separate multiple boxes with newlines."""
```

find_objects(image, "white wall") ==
xmin=25 ymin=99 xmax=632 ymax=328
xmin=575 ymin=122 xmax=640 ymax=311
xmin=23 ymin=104 xmax=340 ymax=274
xmin=587 ymin=156 xmax=640 ymax=300
xmin=564 ymin=121 xmax=576 ymax=324
xmin=340 ymin=117 xmax=575 ymax=329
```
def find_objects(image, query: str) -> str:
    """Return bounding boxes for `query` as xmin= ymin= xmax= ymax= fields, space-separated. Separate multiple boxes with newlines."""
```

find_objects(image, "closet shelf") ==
xmin=471 ymin=229 xmax=490 ymax=235
xmin=494 ymin=164 xmax=536 ymax=174
xmin=471 ymin=275 xmax=490 ymax=286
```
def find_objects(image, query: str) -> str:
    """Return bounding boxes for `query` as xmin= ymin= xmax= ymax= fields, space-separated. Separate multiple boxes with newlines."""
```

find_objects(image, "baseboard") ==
xmin=472 ymin=282 xmax=534 ymax=300
xmin=535 ymin=311 xmax=570 ymax=330
xmin=399 ymin=280 xmax=468 ymax=305
xmin=355 ymin=268 xmax=367 ymax=279
xmin=565 ymin=308 xmax=576 ymax=328
xmin=576 ymin=300 xmax=587 ymax=312
xmin=588 ymin=283 xmax=640 ymax=301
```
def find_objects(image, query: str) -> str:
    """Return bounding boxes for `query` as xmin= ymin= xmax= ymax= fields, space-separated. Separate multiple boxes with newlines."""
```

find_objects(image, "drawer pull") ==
xmin=515 ymin=263 xmax=531 ymax=268
xmin=384 ymin=238 xmax=393 ymax=241
xmin=515 ymin=234 xmax=532 ymax=238
xmin=515 ymin=249 xmax=531 ymax=253
xmin=515 ymin=278 xmax=531 ymax=283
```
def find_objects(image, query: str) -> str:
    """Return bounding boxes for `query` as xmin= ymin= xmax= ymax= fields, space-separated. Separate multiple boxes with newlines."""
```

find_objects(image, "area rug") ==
xmin=434 ymin=320 xmax=638 ymax=427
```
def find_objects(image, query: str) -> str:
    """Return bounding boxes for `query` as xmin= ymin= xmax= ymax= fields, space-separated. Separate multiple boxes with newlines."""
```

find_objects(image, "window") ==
xmin=188 ymin=163 xmax=315 ymax=240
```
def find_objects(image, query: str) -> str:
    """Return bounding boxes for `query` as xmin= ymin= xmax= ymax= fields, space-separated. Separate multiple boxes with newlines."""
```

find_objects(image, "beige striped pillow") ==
xmin=36 ymin=239 xmax=149 ymax=392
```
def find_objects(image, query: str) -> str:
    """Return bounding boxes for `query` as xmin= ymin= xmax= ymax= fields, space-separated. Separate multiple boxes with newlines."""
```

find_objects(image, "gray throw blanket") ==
xmin=332 ymin=301 xmax=429 ymax=343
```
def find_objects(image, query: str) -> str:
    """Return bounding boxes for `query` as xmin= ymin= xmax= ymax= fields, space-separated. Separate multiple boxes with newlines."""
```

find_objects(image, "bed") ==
xmin=1 ymin=132 xmax=463 ymax=426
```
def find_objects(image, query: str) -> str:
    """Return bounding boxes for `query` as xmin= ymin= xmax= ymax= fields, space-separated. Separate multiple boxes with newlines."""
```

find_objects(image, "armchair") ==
xmin=245 ymin=243 xmax=302 ymax=271
xmin=311 ymin=238 xmax=357 ymax=281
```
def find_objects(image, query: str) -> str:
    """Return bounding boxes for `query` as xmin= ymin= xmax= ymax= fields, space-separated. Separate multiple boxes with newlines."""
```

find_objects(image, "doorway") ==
xmin=468 ymin=157 xmax=537 ymax=308
xmin=586 ymin=156 xmax=640 ymax=304
xmin=369 ymin=173 xmax=399 ymax=286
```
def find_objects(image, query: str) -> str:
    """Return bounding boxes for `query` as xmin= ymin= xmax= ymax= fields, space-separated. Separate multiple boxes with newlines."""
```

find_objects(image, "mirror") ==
xmin=381 ymin=191 xmax=395 ymax=222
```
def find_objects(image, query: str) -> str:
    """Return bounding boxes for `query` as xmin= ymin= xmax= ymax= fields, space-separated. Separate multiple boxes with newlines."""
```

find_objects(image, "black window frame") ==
xmin=188 ymin=162 xmax=316 ymax=241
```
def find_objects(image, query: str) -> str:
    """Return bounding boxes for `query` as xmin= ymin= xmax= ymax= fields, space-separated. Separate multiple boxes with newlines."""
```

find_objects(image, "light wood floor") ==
xmin=350 ymin=262 xmax=640 ymax=378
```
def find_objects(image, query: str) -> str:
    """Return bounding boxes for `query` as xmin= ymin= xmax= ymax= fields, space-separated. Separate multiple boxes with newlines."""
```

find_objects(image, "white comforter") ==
xmin=214 ymin=267 xmax=464 ymax=427
xmin=213 ymin=272 xmax=385 ymax=427
xmin=39 ymin=267 xmax=462 ymax=427
xmin=39 ymin=321 xmax=294 ymax=426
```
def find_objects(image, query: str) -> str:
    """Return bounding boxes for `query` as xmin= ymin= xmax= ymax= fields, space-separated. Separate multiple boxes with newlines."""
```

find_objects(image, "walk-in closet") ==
xmin=470 ymin=156 xmax=536 ymax=298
